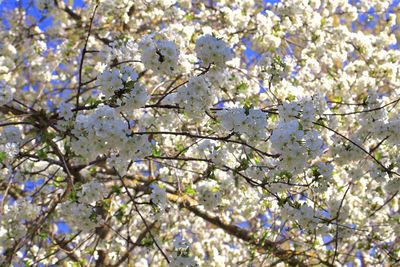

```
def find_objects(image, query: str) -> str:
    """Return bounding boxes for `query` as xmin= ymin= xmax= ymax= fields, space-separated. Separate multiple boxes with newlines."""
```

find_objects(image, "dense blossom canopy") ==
xmin=0 ymin=0 xmax=399 ymax=266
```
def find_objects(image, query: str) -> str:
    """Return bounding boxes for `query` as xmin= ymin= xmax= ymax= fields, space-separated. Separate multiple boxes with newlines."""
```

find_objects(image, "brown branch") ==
xmin=313 ymin=121 xmax=399 ymax=177
xmin=324 ymin=97 xmax=400 ymax=116
xmin=110 ymin=221 xmax=157 ymax=267
xmin=134 ymin=131 xmax=279 ymax=158
xmin=332 ymin=183 xmax=352 ymax=264
xmin=76 ymin=4 xmax=99 ymax=111
xmin=113 ymin=168 xmax=170 ymax=264
xmin=168 ymin=193 xmax=312 ymax=266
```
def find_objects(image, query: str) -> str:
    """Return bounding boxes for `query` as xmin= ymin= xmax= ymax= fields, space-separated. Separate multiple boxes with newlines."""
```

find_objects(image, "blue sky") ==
xmin=0 ymin=0 xmax=85 ymax=30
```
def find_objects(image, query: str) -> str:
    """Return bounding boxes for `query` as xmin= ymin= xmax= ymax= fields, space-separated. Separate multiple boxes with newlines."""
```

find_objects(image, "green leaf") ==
xmin=37 ymin=148 xmax=48 ymax=160
xmin=185 ymin=186 xmax=196 ymax=196
xmin=241 ymin=98 xmax=254 ymax=115
xmin=141 ymin=236 xmax=153 ymax=247
xmin=237 ymin=82 xmax=248 ymax=92
xmin=64 ymin=143 xmax=72 ymax=155
xmin=111 ymin=185 xmax=122 ymax=195
xmin=234 ymin=175 xmax=239 ymax=188
xmin=125 ymin=80 xmax=136 ymax=89
xmin=115 ymin=204 xmax=127 ymax=221
xmin=269 ymin=113 xmax=278 ymax=122
xmin=277 ymin=170 xmax=293 ymax=179
xmin=237 ymin=159 xmax=249 ymax=171
xmin=176 ymin=143 xmax=188 ymax=155
xmin=39 ymin=232 xmax=47 ymax=240
xmin=332 ymin=96 xmax=342 ymax=102
xmin=204 ymin=166 xmax=216 ymax=180
xmin=277 ymin=197 xmax=289 ymax=207
xmin=87 ymin=96 xmax=102 ymax=106
xmin=0 ymin=151 xmax=7 ymax=163
xmin=89 ymin=212 xmax=98 ymax=222
xmin=261 ymin=200 xmax=271 ymax=209
xmin=42 ymin=132 xmax=56 ymax=141
xmin=102 ymin=199 xmax=111 ymax=210
xmin=68 ymin=191 xmax=78 ymax=202
xmin=321 ymin=17 xmax=326 ymax=26
xmin=152 ymin=147 xmax=161 ymax=157
xmin=185 ymin=13 xmax=194 ymax=21
xmin=286 ymin=94 xmax=296 ymax=101
xmin=89 ymin=166 xmax=97 ymax=175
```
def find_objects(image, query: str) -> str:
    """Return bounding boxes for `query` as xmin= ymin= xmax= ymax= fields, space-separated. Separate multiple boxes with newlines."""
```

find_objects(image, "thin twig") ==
xmin=113 ymin=168 xmax=170 ymax=264
xmin=76 ymin=4 xmax=99 ymax=112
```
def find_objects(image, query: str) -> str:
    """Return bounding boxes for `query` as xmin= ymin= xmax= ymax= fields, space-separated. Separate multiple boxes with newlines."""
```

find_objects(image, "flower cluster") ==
xmin=96 ymin=69 xmax=125 ymax=98
xmin=58 ymin=202 xmax=101 ymax=232
xmin=140 ymin=34 xmax=180 ymax=75
xmin=0 ymin=200 xmax=40 ymax=247
xmin=150 ymin=183 xmax=168 ymax=209
xmin=170 ymin=236 xmax=198 ymax=267
xmin=0 ymin=126 xmax=21 ymax=145
xmin=70 ymin=106 xmax=151 ymax=168
xmin=195 ymin=34 xmax=233 ymax=68
xmin=196 ymin=180 xmax=221 ymax=210
xmin=271 ymin=118 xmax=323 ymax=173
xmin=79 ymin=180 xmax=108 ymax=205
xmin=217 ymin=108 xmax=267 ymax=140
xmin=96 ymin=66 xmax=148 ymax=110
xmin=176 ymin=76 xmax=214 ymax=118
xmin=282 ymin=202 xmax=320 ymax=233
xmin=0 ymin=126 xmax=22 ymax=164
xmin=119 ymin=81 xmax=148 ymax=112
xmin=71 ymin=106 xmax=129 ymax=159
xmin=0 ymin=42 xmax=17 ymax=74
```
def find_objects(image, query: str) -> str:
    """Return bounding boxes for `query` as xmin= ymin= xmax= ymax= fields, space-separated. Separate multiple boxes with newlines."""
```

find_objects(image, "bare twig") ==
xmin=76 ymin=4 xmax=99 ymax=112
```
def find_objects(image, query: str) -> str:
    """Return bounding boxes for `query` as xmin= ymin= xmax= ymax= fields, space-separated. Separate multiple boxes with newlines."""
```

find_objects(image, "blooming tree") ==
xmin=0 ymin=0 xmax=399 ymax=266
